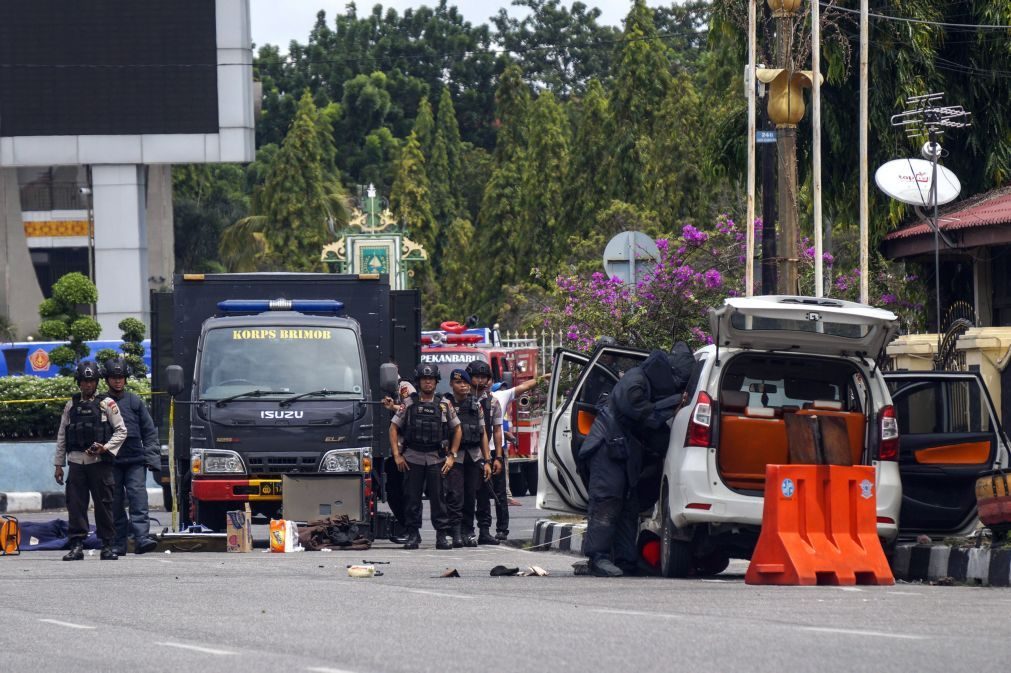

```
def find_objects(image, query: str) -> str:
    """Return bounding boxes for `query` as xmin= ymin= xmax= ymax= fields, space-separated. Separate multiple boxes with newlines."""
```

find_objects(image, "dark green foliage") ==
xmin=0 ymin=376 xmax=150 ymax=439
xmin=173 ymin=164 xmax=248 ymax=274
xmin=491 ymin=0 xmax=620 ymax=95
xmin=220 ymin=92 xmax=348 ymax=271
xmin=117 ymin=317 xmax=147 ymax=377
xmin=36 ymin=273 xmax=101 ymax=373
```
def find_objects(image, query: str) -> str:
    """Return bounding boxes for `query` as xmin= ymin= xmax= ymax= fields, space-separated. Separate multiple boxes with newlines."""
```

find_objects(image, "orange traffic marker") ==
xmin=745 ymin=464 xmax=893 ymax=586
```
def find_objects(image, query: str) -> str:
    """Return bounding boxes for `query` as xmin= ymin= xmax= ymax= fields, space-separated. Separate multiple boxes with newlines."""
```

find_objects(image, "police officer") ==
xmin=53 ymin=361 xmax=128 ymax=561
xmin=381 ymin=367 xmax=416 ymax=543
xmin=389 ymin=363 xmax=461 ymax=550
xmin=464 ymin=360 xmax=503 ymax=545
xmin=442 ymin=369 xmax=491 ymax=547
xmin=104 ymin=358 xmax=160 ymax=555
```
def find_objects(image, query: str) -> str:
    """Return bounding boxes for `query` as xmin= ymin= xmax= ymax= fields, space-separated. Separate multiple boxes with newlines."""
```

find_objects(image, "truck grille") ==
xmin=246 ymin=455 xmax=319 ymax=474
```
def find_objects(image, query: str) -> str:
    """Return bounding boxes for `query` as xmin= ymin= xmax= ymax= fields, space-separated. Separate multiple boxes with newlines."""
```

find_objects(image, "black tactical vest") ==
xmin=66 ymin=394 xmax=113 ymax=452
xmin=449 ymin=394 xmax=483 ymax=448
xmin=478 ymin=394 xmax=494 ymax=442
xmin=404 ymin=395 xmax=445 ymax=451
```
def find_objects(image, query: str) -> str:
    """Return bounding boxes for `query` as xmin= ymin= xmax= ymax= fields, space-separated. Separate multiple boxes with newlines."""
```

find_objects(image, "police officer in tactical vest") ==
xmin=53 ymin=361 xmax=128 ymax=561
xmin=442 ymin=369 xmax=492 ymax=547
xmin=389 ymin=363 xmax=462 ymax=550
xmin=104 ymin=358 xmax=160 ymax=555
xmin=465 ymin=360 xmax=503 ymax=545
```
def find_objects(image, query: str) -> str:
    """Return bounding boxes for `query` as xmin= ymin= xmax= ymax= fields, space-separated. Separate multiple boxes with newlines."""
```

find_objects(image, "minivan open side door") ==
xmin=537 ymin=346 xmax=649 ymax=514
xmin=885 ymin=371 xmax=1010 ymax=538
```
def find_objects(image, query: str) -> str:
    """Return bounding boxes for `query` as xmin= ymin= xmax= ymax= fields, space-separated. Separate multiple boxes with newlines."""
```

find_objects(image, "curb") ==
xmin=532 ymin=518 xmax=586 ymax=554
xmin=888 ymin=543 xmax=1011 ymax=587
xmin=0 ymin=488 xmax=164 ymax=513
xmin=529 ymin=522 xmax=1011 ymax=586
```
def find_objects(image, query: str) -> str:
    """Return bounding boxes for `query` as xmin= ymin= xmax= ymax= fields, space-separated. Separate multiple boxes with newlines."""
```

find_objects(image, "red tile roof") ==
xmin=883 ymin=186 xmax=1011 ymax=241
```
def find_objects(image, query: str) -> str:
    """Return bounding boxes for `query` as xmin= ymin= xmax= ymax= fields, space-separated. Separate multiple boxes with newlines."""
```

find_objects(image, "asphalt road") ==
xmin=3 ymin=500 xmax=1010 ymax=673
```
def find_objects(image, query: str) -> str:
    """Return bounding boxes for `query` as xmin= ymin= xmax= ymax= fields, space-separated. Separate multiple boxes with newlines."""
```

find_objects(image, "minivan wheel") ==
xmin=660 ymin=508 xmax=693 ymax=578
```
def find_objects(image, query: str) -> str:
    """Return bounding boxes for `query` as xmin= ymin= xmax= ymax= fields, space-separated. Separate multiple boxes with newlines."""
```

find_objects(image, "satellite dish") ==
xmin=603 ymin=231 xmax=660 ymax=286
xmin=874 ymin=158 xmax=961 ymax=207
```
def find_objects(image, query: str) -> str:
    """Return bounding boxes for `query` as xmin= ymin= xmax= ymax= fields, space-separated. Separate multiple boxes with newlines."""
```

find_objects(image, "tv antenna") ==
xmin=888 ymin=93 xmax=970 ymax=362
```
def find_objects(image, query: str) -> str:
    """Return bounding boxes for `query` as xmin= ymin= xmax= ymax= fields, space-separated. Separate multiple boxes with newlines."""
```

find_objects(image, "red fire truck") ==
xmin=420 ymin=323 xmax=542 ymax=495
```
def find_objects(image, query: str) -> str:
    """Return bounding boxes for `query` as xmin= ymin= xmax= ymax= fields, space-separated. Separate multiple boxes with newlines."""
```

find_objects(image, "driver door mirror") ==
xmin=165 ymin=365 xmax=185 ymax=397
xmin=379 ymin=363 xmax=399 ymax=396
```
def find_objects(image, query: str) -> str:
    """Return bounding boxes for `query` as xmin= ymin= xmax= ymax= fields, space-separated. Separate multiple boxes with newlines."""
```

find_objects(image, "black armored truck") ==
xmin=152 ymin=273 xmax=419 ymax=537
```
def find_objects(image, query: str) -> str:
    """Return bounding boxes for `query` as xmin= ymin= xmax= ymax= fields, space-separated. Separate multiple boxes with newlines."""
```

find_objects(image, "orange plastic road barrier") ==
xmin=745 ymin=464 xmax=893 ymax=586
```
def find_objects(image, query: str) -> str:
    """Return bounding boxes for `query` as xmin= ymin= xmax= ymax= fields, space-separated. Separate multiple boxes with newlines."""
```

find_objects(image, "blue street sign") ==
xmin=756 ymin=130 xmax=777 ymax=144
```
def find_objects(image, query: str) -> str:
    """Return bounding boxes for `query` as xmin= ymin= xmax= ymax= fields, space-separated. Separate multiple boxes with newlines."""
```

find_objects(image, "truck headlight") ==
xmin=191 ymin=448 xmax=245 ymax=475
xmin=320 ymin=447 xmax=371 ymax=473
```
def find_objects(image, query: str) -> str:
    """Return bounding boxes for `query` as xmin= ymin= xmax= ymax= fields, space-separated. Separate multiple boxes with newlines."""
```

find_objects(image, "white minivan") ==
xmin=538 ymin=296 xmax=1010 ymax=577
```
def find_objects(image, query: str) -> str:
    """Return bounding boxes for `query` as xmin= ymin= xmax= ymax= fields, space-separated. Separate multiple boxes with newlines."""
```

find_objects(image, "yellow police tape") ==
xmin=0 ymin=391 xmax=166 ymax=405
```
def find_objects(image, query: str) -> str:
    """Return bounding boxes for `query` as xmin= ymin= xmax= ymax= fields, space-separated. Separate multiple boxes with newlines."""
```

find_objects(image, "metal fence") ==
xmin=497 ymin=329 xmax=566 ymax=375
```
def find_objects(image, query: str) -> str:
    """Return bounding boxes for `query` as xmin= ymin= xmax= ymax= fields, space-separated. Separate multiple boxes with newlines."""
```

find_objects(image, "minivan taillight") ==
xmin=687 ymin=391 xmax=713 ymax=447
xmin=879 ymin=405 xmax=899 ymax=460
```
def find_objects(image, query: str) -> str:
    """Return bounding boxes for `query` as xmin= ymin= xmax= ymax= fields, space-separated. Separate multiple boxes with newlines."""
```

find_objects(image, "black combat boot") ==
xmin=478 ymin=527 xmax=500 ymax=545
xmin=403 ymin=529 xmax=421 ymax=550
xmin=495 ymin=530 xmax=509 ymax=541
xmin=62 ymin=541 xmax=84 ymax=561
xmin=451 ymin=525 xmax=464 ymax=548
xmin=100 ymin=545 xmax=118 ymax=560
xmin=463 ymin=530 xmax=478 ymax=547
xmin=436 ymin=531 xmax=453 ymax=550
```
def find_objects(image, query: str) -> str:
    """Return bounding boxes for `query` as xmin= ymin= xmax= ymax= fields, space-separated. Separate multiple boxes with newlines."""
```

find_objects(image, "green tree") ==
xmin=219 ymin=92 xmax=348 ymax=271
xmin=474 ymin=64 xmax=532 ymax=321
xmin=435 ymin=87 xmax=463 ymax=190
xmin=173 ymin=164 xmax=249 ymax=273
xmin=520 ymin=90 xmax=570 ymax=271
xmin=390 ymin=131 xmax=437 ymax=260
xmin=96 ymin=318 xmax=147 ymax=378
xmin=37 ymin=273 xmax=101 ymax=374
xmin=608 ymin=0 xmax=673 ymax=204
xmin=427 ymin=216 xmax=477 ymax=323
xmin=563 ymin=78 xmax=612 ymax=236
xmin=642 ymin=79 xmax=708 ymax=226
xmin=413 ymin=96 xmax=436 ymax=161
xmin=491 ymin=0 xmax=620 ymax=95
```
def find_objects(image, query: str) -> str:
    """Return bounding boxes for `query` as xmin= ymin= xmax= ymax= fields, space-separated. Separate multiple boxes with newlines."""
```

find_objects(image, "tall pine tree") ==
xmin=412 ymin=96 xmax=435 ymax=161
xmin=474 ymin=64 xmax=531 ymax=321
xmin=563 ymin=78 xmax=612 ymax=239
xmin=607 ymin=0 xmax=673 ymax=205
xmin=220 ymin=92 xmax=347 ymax=271
xmin=519 ymin=90 xmax=570 ymax=274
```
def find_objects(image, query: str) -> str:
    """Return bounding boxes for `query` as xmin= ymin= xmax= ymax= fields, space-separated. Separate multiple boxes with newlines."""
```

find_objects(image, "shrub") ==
xmin=36 ymin=272 xmax=101 ymax=374
xmin=0 ymin=375 xmax=152 ymax=439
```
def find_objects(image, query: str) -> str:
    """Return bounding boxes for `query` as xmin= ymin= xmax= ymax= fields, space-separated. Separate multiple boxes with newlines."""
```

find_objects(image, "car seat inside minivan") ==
xmin=716 ymin=354 xmax=868 ymax=492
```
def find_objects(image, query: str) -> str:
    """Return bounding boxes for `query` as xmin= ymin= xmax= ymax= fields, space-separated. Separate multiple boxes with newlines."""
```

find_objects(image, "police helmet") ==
xmin=75 ymin=361 xmax=101 ymax=382
xmin=465 ymin=360 xmax=492 ymax=378
xmin=103 ymin=357 xmax=130 ymax=379
xmin=415 ymin=363 xmax=441 ymax=382
xmin=592 ymin=335 xmax=617 ymax=352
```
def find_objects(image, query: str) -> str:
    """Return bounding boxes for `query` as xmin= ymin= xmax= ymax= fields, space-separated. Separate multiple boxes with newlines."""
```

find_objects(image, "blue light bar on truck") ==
xmin=216 ymin=299 xmax=345 ymax=314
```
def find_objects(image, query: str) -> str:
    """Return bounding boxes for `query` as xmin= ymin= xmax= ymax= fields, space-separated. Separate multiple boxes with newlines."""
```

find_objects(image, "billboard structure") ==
xmin=0 ymin=0 xmax=255 ymax=337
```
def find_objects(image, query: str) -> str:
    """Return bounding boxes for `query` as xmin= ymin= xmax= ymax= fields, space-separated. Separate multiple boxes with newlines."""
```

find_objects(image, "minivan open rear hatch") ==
xmin=710 ymin=295 xmax=899 ymax=359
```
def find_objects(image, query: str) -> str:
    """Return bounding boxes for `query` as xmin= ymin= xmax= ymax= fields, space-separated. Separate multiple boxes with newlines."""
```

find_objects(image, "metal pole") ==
xmin=812 ymin=0 xmax=823 ymax=297
xmin=931 ymin=144 xmax=941 ymax=350
xmin=746 ymin=0 xmax=757 ymax=297
xmin=859 ymin=0 xmax=869 ymax=303
xmin=761 ymin=92 xmax=778 ymax=295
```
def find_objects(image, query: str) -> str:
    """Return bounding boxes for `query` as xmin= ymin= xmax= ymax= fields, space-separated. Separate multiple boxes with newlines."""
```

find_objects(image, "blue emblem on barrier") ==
xmin=860 ymin=479 xmax=874 ymax=500
xmin=781 ymin=478 xmax=795 ymax=498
